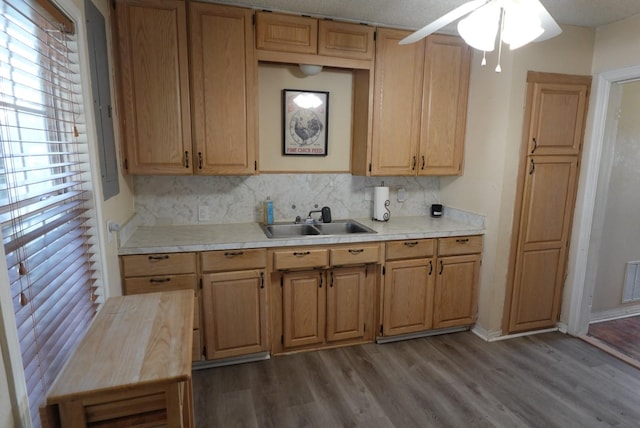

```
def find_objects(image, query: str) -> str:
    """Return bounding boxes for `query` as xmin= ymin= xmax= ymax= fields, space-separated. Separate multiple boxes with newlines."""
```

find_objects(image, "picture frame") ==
xmin=282 ymin=89 xmax=329 ymax=156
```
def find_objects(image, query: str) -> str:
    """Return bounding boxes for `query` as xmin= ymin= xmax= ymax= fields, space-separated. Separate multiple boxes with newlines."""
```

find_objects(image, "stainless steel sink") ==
xmin=260 ymin=219 xmax=376 ymax=239
xmin=261 ymin=223 xmax=321 ymax=239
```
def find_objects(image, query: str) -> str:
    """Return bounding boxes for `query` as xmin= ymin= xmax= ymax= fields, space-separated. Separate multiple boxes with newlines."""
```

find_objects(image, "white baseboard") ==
xmin=473 ymin=327 xmax=559 ymax=342
xmin=590 ymin=305 xmax=640 ymax=323
xmin=470 ymin=325 xmax=502 ymax=342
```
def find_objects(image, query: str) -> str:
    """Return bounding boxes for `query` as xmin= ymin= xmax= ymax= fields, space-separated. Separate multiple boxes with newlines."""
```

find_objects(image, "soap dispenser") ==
xmin=263 ymin=197 xmax=274 ymax=225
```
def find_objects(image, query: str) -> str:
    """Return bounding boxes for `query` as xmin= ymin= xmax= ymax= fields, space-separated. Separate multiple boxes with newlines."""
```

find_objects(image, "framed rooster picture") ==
xmin=282 ymin=89 xmax=329 ymax=156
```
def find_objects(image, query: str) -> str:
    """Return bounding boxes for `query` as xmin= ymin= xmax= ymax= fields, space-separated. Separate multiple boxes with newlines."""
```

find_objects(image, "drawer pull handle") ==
xmin=224 ymin=251 xmax=244 ymax=257
xmin=149 ymin=277 xmax=171 ymax=284
xmin=348 ymin=249 xmax=364 ymax=254
xmin=293 ymin=251 xmax=310 ymax=257
xmin=148 ymin=255 xmax=169 ymax=261
xmin=403 ymin=241 xmax=419 ymax=247
xmin=455 ymin=238 xmax=470 ymax=243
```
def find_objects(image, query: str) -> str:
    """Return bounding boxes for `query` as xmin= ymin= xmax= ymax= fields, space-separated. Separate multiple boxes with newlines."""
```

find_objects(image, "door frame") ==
xmin=564 ymin=64 xmax=640 ymax=336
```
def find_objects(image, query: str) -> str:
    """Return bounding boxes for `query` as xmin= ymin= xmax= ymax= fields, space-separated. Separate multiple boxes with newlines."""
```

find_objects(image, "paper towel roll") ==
xmin=373 ymin=186 xmax=390 ymax=221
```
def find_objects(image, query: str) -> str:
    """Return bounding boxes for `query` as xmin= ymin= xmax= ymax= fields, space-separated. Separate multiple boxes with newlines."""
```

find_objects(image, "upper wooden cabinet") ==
xmin=114 ymin=1 xmax=257 ymax=175
xmin=255 ymin=11 xmax=375 ymax=63
xmin=189 ymin=3 xmax=258 ymax=175
xmin=114 ymin=0 xmax=192 ymax=175
xmin=368 ymin=30 xmax=471 ymax=176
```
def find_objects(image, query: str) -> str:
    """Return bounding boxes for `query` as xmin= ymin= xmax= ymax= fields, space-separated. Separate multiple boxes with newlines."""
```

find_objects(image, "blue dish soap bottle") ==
xmin=264 ymin=197 xmax=274 ymax=225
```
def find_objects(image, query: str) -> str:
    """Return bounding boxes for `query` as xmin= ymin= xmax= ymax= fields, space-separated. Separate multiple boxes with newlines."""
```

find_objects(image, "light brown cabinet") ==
xmin=255 ymin=11 xmax=375 ymax=61
xmin=433 ymin=236 xmax=482 ymax=328
xmin=120 ymin=252 xmax=201 ymax=361
xmin=383 ymin=239 xmax=436 ymax=336
xmin=369 ymin=30 xmax=471 ymax=176
xmin=113 ymin=0 xmax=192 ymax=175
xmin=114 ymin=1 xmax=257 ymax=175
xmin=382 ymin=236 xmax=481 ymax=337
xmin=270 ymin=244 xmax=380 ymax=354
xmin=189 ymin=3 xmax=258 ymax=175
xmin=505 ymin=72 xmax=591 ymax=334
xmin=200 ymin=249 xmax=267 ymax=359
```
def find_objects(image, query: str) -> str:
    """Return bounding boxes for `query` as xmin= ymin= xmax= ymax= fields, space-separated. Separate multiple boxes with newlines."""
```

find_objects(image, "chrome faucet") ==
xmin=305 ymin=206 xmax=332 ymax=223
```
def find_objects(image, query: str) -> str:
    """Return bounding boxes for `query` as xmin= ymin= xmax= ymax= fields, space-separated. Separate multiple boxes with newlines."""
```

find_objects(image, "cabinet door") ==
xmin=419 ymin=34 xmax=471 ymax=176
xmin=433 ymin=254 xmax=480 ymax=328
xmin=114 ymin=0 xmax=191 ymax=174
xmin=526 ymin=79 xmax=590 ymax=156
xmin=371 ymin=28 xmax=424 ymax=176
xmin=383 ymin=258 xmax=434 ymax=336
xmin=326 ymin=266 xmax=366 ymax=342
xmin=282 ymin=270 xmax=326 ymax=348
xmin=255 ymin=11 xmax=317 ymax=54
xmin=189 ymin=3 xmax=257 ymax=175
xmin=318 ymin=20 xmax=375 ymax=60
xmin=508 ymin=156 xmax=579 ymax=332
xmin=201 ymin=270 xmax=266 ymax=359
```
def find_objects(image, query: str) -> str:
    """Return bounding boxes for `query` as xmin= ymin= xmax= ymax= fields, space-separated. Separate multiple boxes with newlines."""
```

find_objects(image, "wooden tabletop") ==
xmin=46 ymin=290 xmax=194 ymax=403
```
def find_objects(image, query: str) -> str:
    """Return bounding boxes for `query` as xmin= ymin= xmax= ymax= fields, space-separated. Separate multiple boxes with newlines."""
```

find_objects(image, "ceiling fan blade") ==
xmin=530 ymin=0 xmax=562 ymax=41
xmin=399 ymin=0 xmax=490 ymax=45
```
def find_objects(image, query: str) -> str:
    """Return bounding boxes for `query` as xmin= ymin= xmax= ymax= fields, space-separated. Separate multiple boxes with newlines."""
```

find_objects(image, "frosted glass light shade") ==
xmin=502 ymin=2 xmax=544 ymax=49
xmin=299 ymin=64 xmax=323 ymax=76
xmin=457 ymin=3 xmax=500 ymax=52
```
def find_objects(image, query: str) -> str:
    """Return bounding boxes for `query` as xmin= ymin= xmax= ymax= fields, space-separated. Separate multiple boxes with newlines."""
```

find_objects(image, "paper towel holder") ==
xmin=373 ymin=200 xmax=391 ymax=222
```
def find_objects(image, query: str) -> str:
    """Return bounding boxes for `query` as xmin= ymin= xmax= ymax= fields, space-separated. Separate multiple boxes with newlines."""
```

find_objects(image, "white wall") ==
xmin=590 ymin=81 xmax=640 ymax=313
xmin=441 ymin=25 xmax=595 ymax=337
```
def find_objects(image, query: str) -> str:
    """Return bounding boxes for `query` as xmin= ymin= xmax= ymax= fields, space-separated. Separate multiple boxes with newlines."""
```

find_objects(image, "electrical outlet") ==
xmin=364 ymin=186 xmax=373 ymax=201
xmin=198 ymin=205 xmax=209 ymax=222
xmin=397 ymin=187 xmax=406 ymax=202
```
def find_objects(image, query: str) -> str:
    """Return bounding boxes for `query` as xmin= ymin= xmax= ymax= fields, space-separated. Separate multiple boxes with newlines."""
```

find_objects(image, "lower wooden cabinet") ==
xmin=381 ymin=236 xmax=482 ymax=338
xmin=201 ymin=269 xmax=267 ymax=359
xmin=200 ymin=249 xmax=267 ymax=360
xmin=383 ymin=258 xmax=435 ymax=336
xmin=270 ymin=244 xmax=380 ymax=354
xmin=433 ymin=253 xmax=480 ymax=328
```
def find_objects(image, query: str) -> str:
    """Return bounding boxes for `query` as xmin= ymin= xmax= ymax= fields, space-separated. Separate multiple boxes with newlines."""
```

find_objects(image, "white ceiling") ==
xmin=213 ymin=0 xmax=640 ymax=32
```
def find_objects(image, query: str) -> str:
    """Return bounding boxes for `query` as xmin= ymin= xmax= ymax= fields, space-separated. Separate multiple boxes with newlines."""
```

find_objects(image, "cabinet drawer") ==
xmin=438 ymin=235 xmax=483 ymax=256
xmin=318 ymin=20 xmax=375 ymax=60
xmin=255 ymin=11 xmax=317 ymax=54
xmin=273 ymin=248 xmax=329 ymax=270
xmin=121 ymin=253 xmax=196 ymax=277
xmin=123 ymin=274 xmax=197 ymax=295
xmin=330 ymin=244 xmax=380 ymax=266
xmin=200 ymin=248 xmax=266 ymax=272
xmin=386 ymin=239 xmax=436 ymax=260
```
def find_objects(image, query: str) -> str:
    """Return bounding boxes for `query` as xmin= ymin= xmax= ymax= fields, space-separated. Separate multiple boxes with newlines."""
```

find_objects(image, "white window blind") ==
xmin=0 ymin=0 xmax=102 ymax=426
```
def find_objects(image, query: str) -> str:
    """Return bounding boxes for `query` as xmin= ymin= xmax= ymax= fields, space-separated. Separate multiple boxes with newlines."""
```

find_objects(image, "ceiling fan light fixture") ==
xmin=501 ymin=3 xmax=544 ymax=49
xmin=457 ymin=3 xmax=500 ymax=52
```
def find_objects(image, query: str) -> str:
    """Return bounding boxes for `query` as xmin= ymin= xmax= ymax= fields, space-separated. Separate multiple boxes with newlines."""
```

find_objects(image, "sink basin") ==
xmin=261 ymin=223 xmax=321 ymax=239
xmin=260 ymin=219 xmax=376 ymax=239
xmin=314 ymin=221 xmax=375 ymax=235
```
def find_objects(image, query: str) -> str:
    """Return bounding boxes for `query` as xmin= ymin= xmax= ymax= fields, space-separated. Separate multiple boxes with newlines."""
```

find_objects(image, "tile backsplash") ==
xmin=133 ymin=174 xmax=440 ymax=225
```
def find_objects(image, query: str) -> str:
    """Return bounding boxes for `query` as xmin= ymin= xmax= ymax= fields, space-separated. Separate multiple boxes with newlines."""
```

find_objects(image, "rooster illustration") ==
xmin=293 ymin=115 xmax=323 ymax=146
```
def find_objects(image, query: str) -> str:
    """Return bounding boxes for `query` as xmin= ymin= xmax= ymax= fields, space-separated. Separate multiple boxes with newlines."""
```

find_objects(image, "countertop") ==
xmin=119 ymin=215 xmax=485 ymax=255
xmin=45 ymin=290 xmax=194 ymax=402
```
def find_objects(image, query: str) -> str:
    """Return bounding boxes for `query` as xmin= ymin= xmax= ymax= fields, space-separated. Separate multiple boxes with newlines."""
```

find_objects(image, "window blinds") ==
xmin=0 ymin=0 xmax=101 ymax=426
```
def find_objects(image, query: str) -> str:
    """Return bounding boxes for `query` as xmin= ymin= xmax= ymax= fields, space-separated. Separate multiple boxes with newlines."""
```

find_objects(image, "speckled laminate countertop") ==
xmin=118 ymin=215 xmax=485 ymax=255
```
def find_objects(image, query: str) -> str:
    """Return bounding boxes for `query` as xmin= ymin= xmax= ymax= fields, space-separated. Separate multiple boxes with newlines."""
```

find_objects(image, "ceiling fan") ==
xmin=399 ymin=0 xmax=562 ymax=70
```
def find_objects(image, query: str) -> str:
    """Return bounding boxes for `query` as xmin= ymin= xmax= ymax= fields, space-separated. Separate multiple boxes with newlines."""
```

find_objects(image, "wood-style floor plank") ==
xmin=588 ymin=315 xmax=640 ymax=362
xmin=193 ymin=332 xmax=640 ymax=427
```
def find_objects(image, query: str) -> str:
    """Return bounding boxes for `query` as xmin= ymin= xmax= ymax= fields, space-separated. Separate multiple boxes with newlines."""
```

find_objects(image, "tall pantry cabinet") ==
xmin=504 ymin=72 xmax=591 ymax=334
xmin=113 ymin=0 xmax=257 ymax=175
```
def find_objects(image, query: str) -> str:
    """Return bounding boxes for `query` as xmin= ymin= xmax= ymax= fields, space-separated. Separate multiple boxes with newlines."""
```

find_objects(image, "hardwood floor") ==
xmin=193 ymin=332 xmax=640 ymax=427
xmin=588 ymin=315 xmax=640 ymax=364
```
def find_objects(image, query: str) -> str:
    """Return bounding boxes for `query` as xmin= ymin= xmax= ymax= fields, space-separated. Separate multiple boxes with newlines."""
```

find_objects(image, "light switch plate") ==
xmin=198 ymin=205 xmax=209 ymax=222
